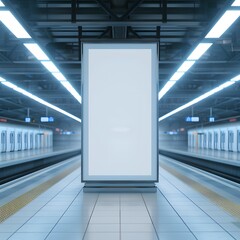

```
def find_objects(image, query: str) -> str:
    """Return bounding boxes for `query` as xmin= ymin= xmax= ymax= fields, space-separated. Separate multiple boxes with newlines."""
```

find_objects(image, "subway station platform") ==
xmin=0 ymin=155 xmax=239 ymax=240
xmin=160 ymin=147 xmax=240 ymax=166
xmin=0 ymin=146 xmax=80 ymax=168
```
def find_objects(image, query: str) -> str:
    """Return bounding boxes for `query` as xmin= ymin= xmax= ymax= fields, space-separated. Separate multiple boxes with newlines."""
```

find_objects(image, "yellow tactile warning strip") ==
xmin=0 ymin=162 xmax=80 ymax=223
xmin=161 ymin=162 xmax=240 ymax=219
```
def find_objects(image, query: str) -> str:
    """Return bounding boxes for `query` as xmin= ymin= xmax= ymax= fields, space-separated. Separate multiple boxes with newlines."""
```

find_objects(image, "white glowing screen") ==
xmin=82 ymin=43 xmax=158 ymax=181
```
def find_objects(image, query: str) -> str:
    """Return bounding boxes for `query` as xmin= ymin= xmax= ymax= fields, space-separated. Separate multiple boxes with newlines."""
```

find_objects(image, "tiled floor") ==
xmin=0 ymin=155 xmax=240 ymax=240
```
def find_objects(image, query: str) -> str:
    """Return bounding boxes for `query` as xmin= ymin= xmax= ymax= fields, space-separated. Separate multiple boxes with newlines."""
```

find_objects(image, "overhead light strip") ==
xmin=41 ymin=61 xmax=60 ymax=73
xmin=158 ymin=2 xmax=240 ymax=101
xmin=0 ymin=1 xmax=5 ymax=7
xmin=232 ymin=0 xmax=240 ymax=6
xmin=0 ymin=11 xmax=31 ymax=38
xmin=24 ymin=43 xmax=49 ymax=61
xmin=158 ymin=75 xmax=240 ymax=122
xmin=0 ymin=6 xmax=82 ymax=104
xmin=187 ymin=43 xmax=213 ymax=61
xmin=177 ymin=61 xmax=196 ymax=72
xmin=205 ymin=10 xmax=240 ymax=39
xmin=158 ymin=81 xmax=177 ymax=100
xmin=0 ymin=77 xmax=81 ymax=122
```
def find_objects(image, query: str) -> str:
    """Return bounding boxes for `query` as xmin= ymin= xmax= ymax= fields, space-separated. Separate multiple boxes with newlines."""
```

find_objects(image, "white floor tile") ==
xmin=83 ymin=232 xmax=120 ymax=240
xmin=8 ymin=232 xmax=48 ymax=240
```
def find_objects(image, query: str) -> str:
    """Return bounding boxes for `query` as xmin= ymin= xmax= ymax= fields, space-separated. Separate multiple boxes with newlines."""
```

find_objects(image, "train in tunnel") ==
xmin=188 ymin=122 xmax=240 ymax=152
xmin=0 ymin=123 xmax=53 ymax=153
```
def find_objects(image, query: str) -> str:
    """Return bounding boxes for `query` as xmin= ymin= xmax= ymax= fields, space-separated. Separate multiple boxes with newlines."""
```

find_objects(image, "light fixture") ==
xmin=158 ymin=81 xmax=177 ymax=100
xmin=51 ymin=72 xmax=67 ymax=81
xmin=0 ymin=1 xmax=5 ymax=7
xmin=0 ymin=77 xmax=81 ymax=122
xmin=205 ymin=10 xmax=240 ymax=39
xmin=24 ymin=43 xmax=49 ymax=61
xmin=51 ymin=73 xmax=82 ymax=103
xmin=0 ymin=5 xmax=82 ymax=106
xmin=170 ymin=72 xmax=185 ymax=81
xmin=158 ymin=2 xmax=240 ymax=104
xmin=187 ymin=43 xmax=213 ymax=60
xmin=0 ymin=77 xmax=6 ymax=82
xmin=230 ymin=74 xmax=240 ymax=82
xmin=41 ymin=61 xmax=60 ymax=73
xmin=232 ymin=0 xmax=240 ymax=6
xmin=177 ymin=61 xmax=196 ymax=72
xmin=0 ymin=11 xmax=31 ymax=38
xmin=60 ymin=81 xmax=82 ymax=103
xmin=158 ymin=78 xmax=236 ymax=122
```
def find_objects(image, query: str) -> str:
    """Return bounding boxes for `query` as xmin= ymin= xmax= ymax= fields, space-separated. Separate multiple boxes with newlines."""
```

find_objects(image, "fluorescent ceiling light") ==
xmin=41 ymin=61 xmax=82 ymax=103
xmin=0 ymin=11 xmax=31 ymax=38
xmin=205 ymin=10 xmax=240 ymax=38
xmin=0 ymin=77 xmax=6 ymax=82
xmin=158 ymin=81 xmax=176 ymax=100
xmin=170 ymin=71 xmax=185 ymax=81
xmin=24 ymin=43 xmax=49 ymax=61
xmin=157 ymin=60 xmax=193 ymax=101
xmin=230 ymin=74 xmax=240 ymax=82
xmin=41 ymin=61 xmax=60 ymax=73
xmin=177 ymin=61 xmax=196 ymax=72
xmin=0 ymin=77 xmax=81 ymax=122
xmin=0 ymin=8 xmax=82 ymax=106
xmin=232 ymin=0 xmax=240 ymax=6
xmin=158 ymin=79 xmax=235 ymax=122
xmin=60 ymin=81 xmax=82 ymax=104
xmin=51 ymin=72 xmax=67 ymax=81
xmin=187 ymin=43 xmax=213 ymax=60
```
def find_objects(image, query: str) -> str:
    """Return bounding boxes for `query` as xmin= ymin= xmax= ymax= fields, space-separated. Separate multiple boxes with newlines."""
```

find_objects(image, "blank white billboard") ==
xmin=82 ymin=43 xmax=158 ymax=182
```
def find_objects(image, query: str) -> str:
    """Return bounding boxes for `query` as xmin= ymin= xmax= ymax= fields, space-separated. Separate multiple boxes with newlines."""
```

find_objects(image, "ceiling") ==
xmin=0 ymin=0 xmax=240 ymax=131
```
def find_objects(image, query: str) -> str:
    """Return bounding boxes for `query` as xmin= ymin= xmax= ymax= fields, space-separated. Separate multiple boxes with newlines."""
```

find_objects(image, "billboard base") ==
xmin=83 ymin=182 xmax=157 ymax=193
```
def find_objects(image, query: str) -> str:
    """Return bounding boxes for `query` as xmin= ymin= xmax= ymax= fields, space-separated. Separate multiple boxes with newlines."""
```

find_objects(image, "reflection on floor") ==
xmin=0 ymin=156 xmax=239 ymax=240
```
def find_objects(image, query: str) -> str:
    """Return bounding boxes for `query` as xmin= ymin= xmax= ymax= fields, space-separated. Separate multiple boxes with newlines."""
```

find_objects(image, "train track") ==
xmin=159 ymin=149 xmax=240 ymax=184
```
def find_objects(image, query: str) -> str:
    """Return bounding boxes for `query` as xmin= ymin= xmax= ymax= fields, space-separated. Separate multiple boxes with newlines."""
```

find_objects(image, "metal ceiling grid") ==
xmin=0 ymin=0 xmax=239 ymax=129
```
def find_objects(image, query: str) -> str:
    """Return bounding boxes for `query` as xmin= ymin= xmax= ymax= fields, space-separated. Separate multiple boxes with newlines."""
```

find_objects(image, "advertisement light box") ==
xmin=82 ymin=43 xmax=158 ymax=182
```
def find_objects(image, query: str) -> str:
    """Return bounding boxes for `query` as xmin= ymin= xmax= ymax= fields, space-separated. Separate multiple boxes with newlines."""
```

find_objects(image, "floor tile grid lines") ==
xmin=81 ymin=193 xmax=100 ymax=240
xmin=0 ymin=162 xmax=81 ymax=223
xmin=44 ymin=184 xmax=85 ymax=239
xmin=160 ymin=163 xmax=238 ymax=218
xmin=161 ymin=156 xmax=240 ymax=204
xmin=159 ymin=168 xmax=238 ymax=240
xmin=155 ymin=187 xmax=198 ymax=240
xmin=6 ymin=170 xmax=82 ymax=239
xmin=141 ymin=193 xmax=160 ymax=240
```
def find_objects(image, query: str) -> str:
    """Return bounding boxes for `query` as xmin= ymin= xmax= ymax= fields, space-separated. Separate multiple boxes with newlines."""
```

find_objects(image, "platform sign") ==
xmin=40 ymin=117 xmax=54 ymax=122
xmin=25 ymin=117 xmax=31 ymax=122
xmin=209 ymin=117 xmax=215 ymax=122
xmin=186 ymin=116 xmax=199 ymax=122
xmin=82 ymin=42 xmax=158 ymax=182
